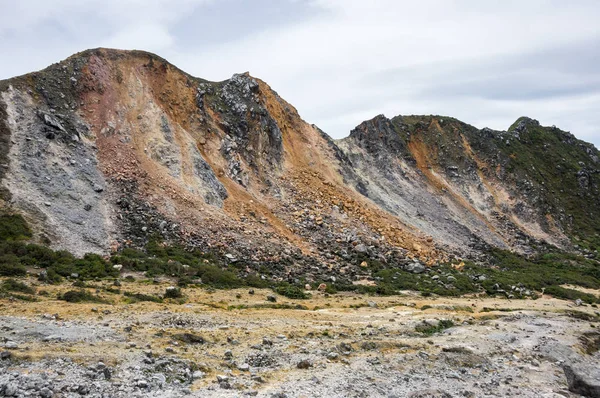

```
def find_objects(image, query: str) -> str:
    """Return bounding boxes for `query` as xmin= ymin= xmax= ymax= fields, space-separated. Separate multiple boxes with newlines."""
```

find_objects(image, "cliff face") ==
xmin=0 ymin=48 xmax=598 ymax=277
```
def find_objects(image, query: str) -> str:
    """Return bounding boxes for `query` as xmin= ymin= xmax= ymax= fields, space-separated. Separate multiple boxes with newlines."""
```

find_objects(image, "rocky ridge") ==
xmin=0 ymin=48 xmax=599 ymax=277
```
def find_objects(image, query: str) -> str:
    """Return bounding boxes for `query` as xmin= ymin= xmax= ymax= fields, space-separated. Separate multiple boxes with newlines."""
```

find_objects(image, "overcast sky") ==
xmin=1 ymin=0 xmax=599 ymax=147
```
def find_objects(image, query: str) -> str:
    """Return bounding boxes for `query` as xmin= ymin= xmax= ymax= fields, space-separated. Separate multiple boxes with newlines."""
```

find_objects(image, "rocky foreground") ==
xmin=1 ymin=279 xmax=599 ymax=397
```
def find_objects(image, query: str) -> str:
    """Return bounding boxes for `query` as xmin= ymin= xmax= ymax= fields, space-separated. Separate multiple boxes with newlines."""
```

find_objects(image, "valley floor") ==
xmin=1 ymin=279 xmax=599 ymax=397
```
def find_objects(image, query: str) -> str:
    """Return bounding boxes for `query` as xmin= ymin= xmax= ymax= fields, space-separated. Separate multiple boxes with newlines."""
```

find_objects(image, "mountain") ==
xmin=0 ymin=48 xmax=598 ymax=285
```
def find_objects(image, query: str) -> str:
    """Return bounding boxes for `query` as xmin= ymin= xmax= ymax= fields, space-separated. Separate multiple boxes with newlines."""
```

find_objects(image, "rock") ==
xmin=238 ymin=363 xmax=250 ymax=371
xmin=4 ymin=383 xmax=18 ymax=396
xmin=152 ymin=373 xmax=166 ymax=384
xmin=563 ymin=363 xmax=600 ymax=397
xmin=216 ymin=375 xmax=229 ymax=383
xmin=354 ymin=244 xmax=368 ymax=253
xmin=405 ymin=261 xmax=426 ymax=274
xmin=266 ymin=294 xmax=277 ymax=302
xmin=39 ymin=387 xmax=53 ymax=398
xmin=317 ymin=283 xmax=327 ymax=291
xmin=575 ymin=298 xmax=583 ymax=306
xmin=262 ymin=337 xmax=273 ymax=346
xmin=408 ymin=389 xmax=453 ymax=398
xmin=360 ymin=261 xmax=368 ymax=267
xmin=305 ymin=284 xmax=312 ymax=290
xmin=224 ymin=350 xmax=233 ymax=359
xmin=192 ymin=371 xmax=205 ymax=380
xmin=4 ymin=341 xmax=18 ymax=349
xmin=173 ymin=333 xmax=205 ymax=345
xmin=297 ymin=359 xmax=312 ymax=369
xmin=0 ymin=351 xmax=12 ymax=359
xmin=327 ymin=352 xmax=339 ymax=360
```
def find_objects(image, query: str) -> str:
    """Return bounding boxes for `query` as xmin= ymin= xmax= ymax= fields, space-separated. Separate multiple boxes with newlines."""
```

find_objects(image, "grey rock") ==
xmin=405 ymin=261 xmax=426 ymax=274
xmin=4 ymin=341 xmax=18 ymax=349
xmin=192 ymin=371 xmax=205 ymax=380
xmin=407 ymin=389 xmax=453 ymax=398
xmin=238 ymin=363 xmax=250 ymax=371
xmin=354 ymin=244 xmax=368 ymax=253
xmin=563 ymin=363 xmax=600 ymax=397
xmin=216 ymin=375 xmax=229 ymax=383
xmin=297 ymin=359 xmax=312 ymax=369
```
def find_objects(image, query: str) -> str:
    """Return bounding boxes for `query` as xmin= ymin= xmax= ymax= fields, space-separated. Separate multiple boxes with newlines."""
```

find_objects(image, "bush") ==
xmin=275 ymin=283 xmax=310 ymax=299
xmin=545 ymin=285 xmax=599 ymax=304
xmin=0 ymin=254 xmax=27 ymax=276
xmin=2 ymin=278 xmax=35 ymax=294
xmin=164 ymin=287 xmax=183 ymax=299
xmin=0 ymin=213 xmax=32 ymax=241
xmin=59 ymin=289 xmax=103 ymax=303
xmin=123 ymin=291 xmax=162 ymax=303
xmin=415 ymin=319 xmax=455 ymax=336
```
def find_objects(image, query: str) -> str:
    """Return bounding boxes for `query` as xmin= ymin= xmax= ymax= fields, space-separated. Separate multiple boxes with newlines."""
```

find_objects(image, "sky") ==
xmin=1 ymin=0 xmax=600 ymax=147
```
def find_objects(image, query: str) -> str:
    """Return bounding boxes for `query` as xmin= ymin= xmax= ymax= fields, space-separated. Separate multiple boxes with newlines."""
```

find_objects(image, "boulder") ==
xmin=563 ymin=363 xmax=600 ymax=397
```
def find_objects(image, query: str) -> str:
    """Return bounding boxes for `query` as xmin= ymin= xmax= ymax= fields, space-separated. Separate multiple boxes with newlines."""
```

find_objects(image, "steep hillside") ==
xmin=0 ymin=48 xmax=598 ymax=288
xmin=0 ymin=48 xmax=441 ymax=288
xmin=338 ymin=114 xmax=600 ymax=256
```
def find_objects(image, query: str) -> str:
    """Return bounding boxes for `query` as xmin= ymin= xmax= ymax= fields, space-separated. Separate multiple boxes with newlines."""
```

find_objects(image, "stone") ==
xmin=405 ymin=261 xmax=426 ymax=274
xmin=0 ymin=351 xmax=12 ymax=359
xmin=297 ymin=359 xmax=312 ymax=369
xmin=354 ymin=244 xmax=368 ymax=253
xmin=216 ymin=375 xmax=229 ymax=383
xmin=266 ymin=295 xmax=277 ymax=302
xmin=327 ymin=352 xmax=339 ymax=360
xmin=192 ymin=371 xmax=205 ymax=380
xmin=407 ymin=389 xmax=453 ymax=398
xmin=563 ymin=363 xmax=600 ymax=397
xmin=238 ymin=363 xmax=250 ymax=371
xmin=4 ymin=341 xmax=18 ymax=349
xmin=4 ymin=383 xmax=18 ymax=396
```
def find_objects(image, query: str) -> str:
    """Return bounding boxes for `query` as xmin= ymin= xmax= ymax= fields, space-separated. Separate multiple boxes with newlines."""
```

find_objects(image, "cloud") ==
xmin=0 ymin=0 xmax=599 ymax=147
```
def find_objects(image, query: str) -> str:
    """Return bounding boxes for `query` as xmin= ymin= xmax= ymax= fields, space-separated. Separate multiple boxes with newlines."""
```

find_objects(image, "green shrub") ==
xmin=0 ymin=254 xmax=27 ymax=276
xmin=59 ymin=289 xmax=104 ymax=303
xmin=164 ymin=287 xmax=183 ymax=299
xmin=2 ymin=278 xmax=35 ymax=294
xmin=0 ymin=214 xmax=32 ymax=241
xmin=275 ymin=283 xmax=310 ymax=299
xmin=123 ymin=291 xmax=162 ymax=303
xmin=415 ymin=319 xmax=455 ymax=336
xmin=545 ymin=285 xmax=599 ymax=304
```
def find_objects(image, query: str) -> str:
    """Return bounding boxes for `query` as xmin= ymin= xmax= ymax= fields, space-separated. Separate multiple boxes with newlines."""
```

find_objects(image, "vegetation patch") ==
xmin=1 ymin=278 xmax=35 ymax=294
xmin=275 ymin=283 xmax=310 ymax=299
xmin=123 ymin=291 xmax=162 ymax=303
xmin=59 ymin=289 xmax=105 ymax=303
xmin=415 ymin=319 xmax=455 ymax=336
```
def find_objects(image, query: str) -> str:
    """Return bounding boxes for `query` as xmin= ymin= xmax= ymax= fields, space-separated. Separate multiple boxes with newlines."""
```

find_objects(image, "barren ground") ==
xmin=1 ymin=278 xmax=600 ymax=397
